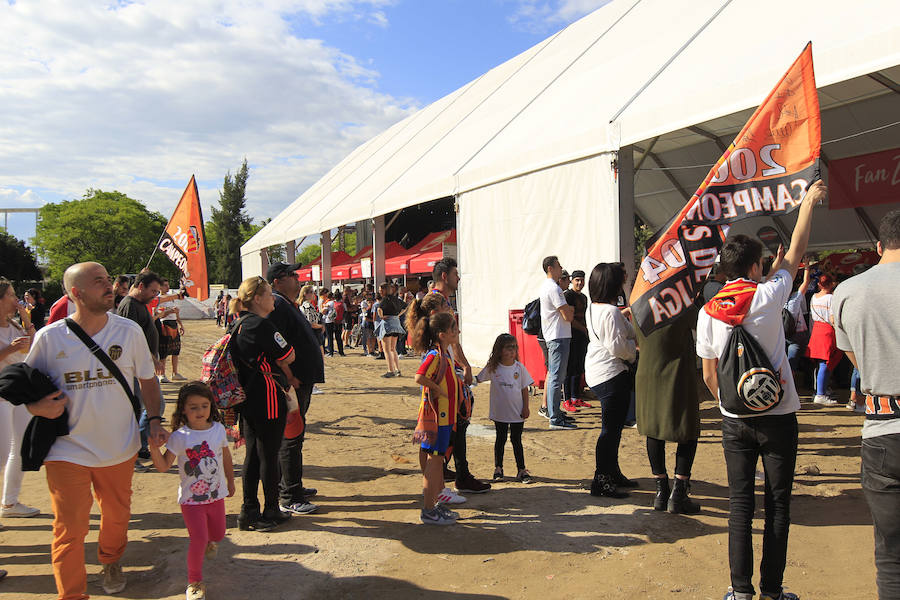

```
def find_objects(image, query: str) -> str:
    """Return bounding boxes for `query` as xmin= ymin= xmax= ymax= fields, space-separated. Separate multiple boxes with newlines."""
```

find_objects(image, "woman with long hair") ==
xmin=0 ymin=278 xmax=40 ymax=519
xmin=229 ymin=277 xmax=297 ymax=532
xmin=378 ymin=283 xmax=405 ymax=377
xmin=584 ymin=263 xmax=636 ymax=499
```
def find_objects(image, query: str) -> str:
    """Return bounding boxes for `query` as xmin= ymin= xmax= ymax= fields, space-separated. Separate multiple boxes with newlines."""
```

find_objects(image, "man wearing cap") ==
xmin=266 ymin=262 xmax=324 ymax=515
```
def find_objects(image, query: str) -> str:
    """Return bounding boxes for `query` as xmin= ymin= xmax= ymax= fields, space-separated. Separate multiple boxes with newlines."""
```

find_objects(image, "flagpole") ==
xmin=145 ymin=229 xmax=166 ymax=270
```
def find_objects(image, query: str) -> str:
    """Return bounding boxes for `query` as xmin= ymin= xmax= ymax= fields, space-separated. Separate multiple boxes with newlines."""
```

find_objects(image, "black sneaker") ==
xmin=375 ymin=353 xmax=385 ymax=360
xmin=443 ymin=466 xmax=456 ymax=482
xmin=455 ymin=474 xmax=491 ymax=494
xmin=301 ymin=487 xmax=318 ymax=498
xmin=549 ymin=419 xmax=577 ymax=430
xmin=538 ymin=406 xmax=549 ymax=419
xmin=137 ymin=449 xmax=151 ymax=460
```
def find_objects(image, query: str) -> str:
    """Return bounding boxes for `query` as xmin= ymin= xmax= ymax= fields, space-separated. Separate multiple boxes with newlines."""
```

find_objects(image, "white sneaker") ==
xmin=186 ymin=581 xmax=206 ymax=600
xmin=311 ymin=385 xmax=324 ymax=395
xmin=813 ymin=395 xmax=839 ymax=406
xmin=1 ymin=503 xmax=40 ymax=518
xmin=158 ymin=375 xmax=171 ymax=384
xmin=437 ymin=487 xmax=467 ymax=504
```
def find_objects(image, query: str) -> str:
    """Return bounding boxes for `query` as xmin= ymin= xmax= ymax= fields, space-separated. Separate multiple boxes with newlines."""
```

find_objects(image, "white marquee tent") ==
xmin=242 ymin=0 xmax=900 ymax=360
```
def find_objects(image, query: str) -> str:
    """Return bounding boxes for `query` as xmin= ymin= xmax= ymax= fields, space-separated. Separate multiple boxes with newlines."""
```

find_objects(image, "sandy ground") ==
xmin=0 ymin=320 xmax=877 ymax=600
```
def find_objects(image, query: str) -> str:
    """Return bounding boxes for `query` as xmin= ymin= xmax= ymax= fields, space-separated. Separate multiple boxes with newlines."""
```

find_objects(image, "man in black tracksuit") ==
xmin=266 ymin=262 xmax=326 ymax=514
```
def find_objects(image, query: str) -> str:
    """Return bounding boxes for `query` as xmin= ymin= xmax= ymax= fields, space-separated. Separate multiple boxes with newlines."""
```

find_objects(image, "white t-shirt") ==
xmin=696 ymin=270 xmax=800 ymax=418
xmin=584 ymin=303 xmax=636 ymax=387
xmin=809 ymin=293 xmax=833 ymax=324
xmin=24 ymin=315 xmax=156 ymax=467
xmin=0 ymin=321 xmax=29 ymax=370
xmin=165 ymin=422 xmax=229 ymax=505
xmin=477 ymin=361 xmax=534 ymax=423
xmin=540 ymin=278 xmax=571 ymax=341
xmin=158 ymin=299 xmax=178 ymax=324
xmin=322 ymin=300 xmax=336 ymax=324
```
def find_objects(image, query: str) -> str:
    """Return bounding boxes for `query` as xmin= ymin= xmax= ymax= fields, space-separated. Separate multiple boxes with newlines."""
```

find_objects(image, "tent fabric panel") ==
xmin=457 ymin=154 xmax=619 ymax=362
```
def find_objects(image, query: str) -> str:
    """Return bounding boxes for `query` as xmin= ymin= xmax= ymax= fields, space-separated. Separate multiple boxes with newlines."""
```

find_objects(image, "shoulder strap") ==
xmin=65 ymin=318 xmax=141 ymax=422
xmin=586 ymin=303 xmax=599 ymax=342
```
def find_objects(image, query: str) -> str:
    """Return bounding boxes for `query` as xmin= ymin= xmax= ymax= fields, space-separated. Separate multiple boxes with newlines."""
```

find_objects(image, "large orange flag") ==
xmin=157 ymin=176 xmax=209 ymax=301
xmin=630 ymin=43 xmax=821 ymax=335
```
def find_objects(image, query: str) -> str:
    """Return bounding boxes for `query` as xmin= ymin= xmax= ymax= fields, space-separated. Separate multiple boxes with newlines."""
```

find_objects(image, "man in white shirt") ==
xmin=25 ymin=262 xmax=167 ymax=599
xmin=696 ymin=180 xmax=824 ymax=600
xmin=539 ymin=255 xmax=575 ymax=430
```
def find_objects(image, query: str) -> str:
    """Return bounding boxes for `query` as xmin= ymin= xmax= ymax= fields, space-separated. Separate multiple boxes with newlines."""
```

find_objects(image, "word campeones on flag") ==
xmin=630 ymin=43 xmax=821 ymax=335
xmin=158 ymin=176 xmax=209 ymax=301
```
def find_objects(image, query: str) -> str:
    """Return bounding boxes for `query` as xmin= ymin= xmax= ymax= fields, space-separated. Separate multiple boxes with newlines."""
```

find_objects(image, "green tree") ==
xmin=0 ymin=231 xmax=42 ymax=281
xmin=293 ymin=231 xmax=358 ymax=267
xmin=33 ymin=190 xmax=180 ymax=281
xmin=210 ymin=159 xmax=251 ymax=287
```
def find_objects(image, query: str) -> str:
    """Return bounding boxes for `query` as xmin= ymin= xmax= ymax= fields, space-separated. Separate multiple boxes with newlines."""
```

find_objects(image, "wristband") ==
xmin=147 ymin=415 xmax=162 ymax=423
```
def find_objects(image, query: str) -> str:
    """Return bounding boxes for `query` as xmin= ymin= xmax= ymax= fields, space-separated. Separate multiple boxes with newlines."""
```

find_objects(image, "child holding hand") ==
xmin=476 ymin=334 xmax=534 ymax=484
xmin=149 ymin=382 xmax=234 ymax=600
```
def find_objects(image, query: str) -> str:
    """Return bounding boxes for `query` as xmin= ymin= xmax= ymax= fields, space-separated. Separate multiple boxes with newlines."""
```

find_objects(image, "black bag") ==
xmin=782 ymin=307 xmax=797 ymax=340
xmin=716 ymin=324 xmax=784 ymax=415
xmin=522 ymin=298 xmax=541 ymax=336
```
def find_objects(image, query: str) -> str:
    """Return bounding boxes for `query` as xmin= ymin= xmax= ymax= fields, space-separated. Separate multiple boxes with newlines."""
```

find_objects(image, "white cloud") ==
xmin=507 ymin=0 xmax=611 ymax=33
xmin=0 ymin=0 xmax=414 ymax=228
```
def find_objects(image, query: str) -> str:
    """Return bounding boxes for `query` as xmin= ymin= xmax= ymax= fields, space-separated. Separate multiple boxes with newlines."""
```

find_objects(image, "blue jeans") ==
xmin=862 ymin=433 xmax=900 ymax=599
xmin=137 ymin=378 xmax=166 ymax=453
xmin=851 ymin=368 xmax=862 ymax=395
xmin=545 ymin=338 xmax=570 ymax=424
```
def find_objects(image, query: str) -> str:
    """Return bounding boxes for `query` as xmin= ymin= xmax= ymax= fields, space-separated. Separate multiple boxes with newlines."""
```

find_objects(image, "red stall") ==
xmin=508 ymin=309 xmax=547 ymax=389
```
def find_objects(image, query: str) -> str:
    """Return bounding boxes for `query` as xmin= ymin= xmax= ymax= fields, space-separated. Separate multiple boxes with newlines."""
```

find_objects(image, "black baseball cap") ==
xmin=560 ymin=270 xmax=570 ymax=279
xmin=266 ymin=262 xmax=302 ymax=282
xmin=571 ymin=270 xmax=585 ymax=279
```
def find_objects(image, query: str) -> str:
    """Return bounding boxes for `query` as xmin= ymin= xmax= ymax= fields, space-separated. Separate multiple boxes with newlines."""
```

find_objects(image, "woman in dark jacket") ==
xmin=230 ymin=276 xmax=297 ymax=531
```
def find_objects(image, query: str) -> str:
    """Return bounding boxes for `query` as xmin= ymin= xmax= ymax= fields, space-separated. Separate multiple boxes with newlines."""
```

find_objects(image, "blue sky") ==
xmin=0 ymin=0 xmax=610 ymax=245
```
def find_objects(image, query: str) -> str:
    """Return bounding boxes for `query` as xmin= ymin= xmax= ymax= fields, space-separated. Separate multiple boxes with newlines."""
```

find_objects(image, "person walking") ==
xmin=266 ymin=263 xmax=323 ymax=516
xmin=540 ymin=256 xmax=576 ymax=430
xmin=832 ymin=209 xmax=900 ymax=600
xmin=230 ymin=277 xmax=297 ymax=532
xmin=584 ymin=262 xmax=636 ymax=498
xmin=696 ymin=180 xmax=824 ymax=600
xmin=25 ymin=261 xmax=165 ymax=599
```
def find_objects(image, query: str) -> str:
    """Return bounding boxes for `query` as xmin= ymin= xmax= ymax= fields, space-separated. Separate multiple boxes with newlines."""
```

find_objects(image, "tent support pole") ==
xmin=686 ymin=125 xmax=728 ymax=152
xmin=321 ymin=231 xmax=332 ymax=290
xmin=373 ymin=216 xmax=386 ymax=285
xmin=633 ymin=137 xmax=659 ymax=172
xmin=618 ymin=146 xmax=636 ymax=285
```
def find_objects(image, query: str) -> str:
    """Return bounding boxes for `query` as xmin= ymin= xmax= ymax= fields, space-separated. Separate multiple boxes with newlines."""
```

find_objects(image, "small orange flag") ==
xmin=157 ymin=176 xmax=209 ymax=301
xmin=630 ymin=43 xmax=821 ymax=335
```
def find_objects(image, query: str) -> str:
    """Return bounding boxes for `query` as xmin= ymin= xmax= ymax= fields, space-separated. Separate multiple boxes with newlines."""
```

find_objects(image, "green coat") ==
xmin=635 ymin=306 xmax=701 ymax=442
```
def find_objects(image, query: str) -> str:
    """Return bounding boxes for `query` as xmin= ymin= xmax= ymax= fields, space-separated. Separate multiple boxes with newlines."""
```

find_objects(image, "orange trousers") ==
xmin=45 ymin=455 xmax=135 ymax=600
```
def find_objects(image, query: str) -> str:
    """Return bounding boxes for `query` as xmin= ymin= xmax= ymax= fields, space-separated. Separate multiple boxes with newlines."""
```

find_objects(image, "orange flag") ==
xmin=157 ymin=176 xmax=209 ymax=301
xmin=630 ymin=43 xmax=821 ymax=335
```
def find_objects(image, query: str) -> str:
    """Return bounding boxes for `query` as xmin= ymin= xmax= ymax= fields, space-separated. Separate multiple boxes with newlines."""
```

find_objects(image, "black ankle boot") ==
xmin=613 ymin=471 xmax=639 ymax=488
xmin=590 ymin=473 xmax=629 ymax=499
xmin=653 ymin=477 xmax=670 ymax=511
xmin=667 ymin=477 xmax=701 ymax=514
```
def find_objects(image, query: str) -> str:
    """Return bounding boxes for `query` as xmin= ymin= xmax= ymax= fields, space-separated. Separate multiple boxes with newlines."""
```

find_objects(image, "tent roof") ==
xmin=243 ymin=0 xmax=900 ymax=256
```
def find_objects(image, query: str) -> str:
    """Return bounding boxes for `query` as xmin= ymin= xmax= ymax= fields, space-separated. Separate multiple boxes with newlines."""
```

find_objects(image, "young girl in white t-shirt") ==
xmin=148 ymin=382 xmax=234 ymax=600
xmin=476 ymin=334 xmax=535 ymax=484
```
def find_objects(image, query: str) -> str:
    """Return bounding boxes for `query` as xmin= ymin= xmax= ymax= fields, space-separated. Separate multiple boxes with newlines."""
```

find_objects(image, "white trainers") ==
xmin=186 ymin=581 xmax=206 ymax=600
xmin=1 ymin=503 xmax=40 ymax=518
xmin=158 ymin=375 xmax=171 ymax=384
xmin=436 ymin=487 xmax=466 ymax=504
xmin=311 ymin=385 xmax=324 ymax=395
xmin=813 ymin=395 xmax=839 ymax=406
xmin=101 ymin=562 xmax=126 ymax=594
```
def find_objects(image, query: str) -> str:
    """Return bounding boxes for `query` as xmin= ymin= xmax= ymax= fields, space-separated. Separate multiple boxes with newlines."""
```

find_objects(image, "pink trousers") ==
xmin=180 ymin=499 xmax=226 ymax=583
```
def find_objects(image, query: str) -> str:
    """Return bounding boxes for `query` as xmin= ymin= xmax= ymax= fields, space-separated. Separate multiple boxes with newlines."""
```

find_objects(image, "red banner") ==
xmin=822 ymin=250 xmax=879 ymax=276
xmin=157 ymin=176 xmax=209 ymax=301
xmin=630 ymin=44 xmax=821 ymax=335
xmin=827 ymin=148 xmax=900 ymax=210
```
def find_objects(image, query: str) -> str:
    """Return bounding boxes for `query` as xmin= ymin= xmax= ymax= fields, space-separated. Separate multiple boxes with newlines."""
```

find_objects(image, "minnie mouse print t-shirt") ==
xmin=165 ymin=422 xmax=228 ymax=505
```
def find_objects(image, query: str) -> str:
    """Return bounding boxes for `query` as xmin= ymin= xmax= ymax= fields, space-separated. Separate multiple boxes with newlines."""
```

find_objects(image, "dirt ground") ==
xmin=0 ymin=320 xmax=877 ymax=599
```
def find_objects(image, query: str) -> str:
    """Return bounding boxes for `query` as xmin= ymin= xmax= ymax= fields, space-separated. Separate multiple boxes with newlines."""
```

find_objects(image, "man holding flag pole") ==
xmin=631 ymin=44 xmax=824 ymax=600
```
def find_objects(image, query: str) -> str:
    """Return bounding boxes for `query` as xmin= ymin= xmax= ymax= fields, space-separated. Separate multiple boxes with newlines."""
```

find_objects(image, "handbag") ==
xmin=65 ymin=318 xmax=141 ymax=422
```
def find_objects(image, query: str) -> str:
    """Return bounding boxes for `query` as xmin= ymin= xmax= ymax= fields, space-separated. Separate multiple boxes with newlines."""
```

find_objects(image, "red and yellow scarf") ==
xmin=704 ymin=279 xmax=758 ymax=326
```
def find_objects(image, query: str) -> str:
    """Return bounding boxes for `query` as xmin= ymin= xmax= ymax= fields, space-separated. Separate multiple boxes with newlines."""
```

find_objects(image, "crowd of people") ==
xmin=0 ymin=184 xmax=898 ymax=599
